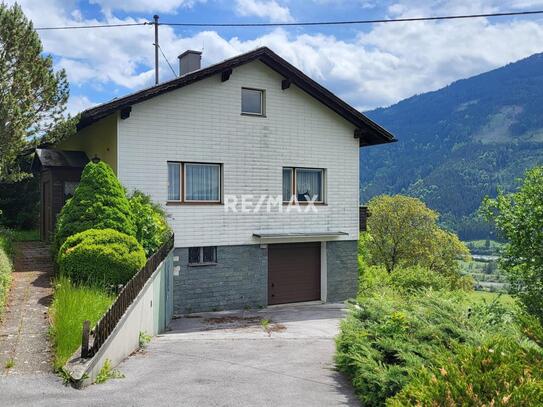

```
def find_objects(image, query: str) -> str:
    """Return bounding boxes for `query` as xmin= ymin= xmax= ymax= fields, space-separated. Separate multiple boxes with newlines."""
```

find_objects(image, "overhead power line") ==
xmin=35 ymin=22 xmax=148 ymax=31
xmin=34 ymin=10 xmax=543 ymax=31
xmin=160 ymin=10 xmax=543 ymax=27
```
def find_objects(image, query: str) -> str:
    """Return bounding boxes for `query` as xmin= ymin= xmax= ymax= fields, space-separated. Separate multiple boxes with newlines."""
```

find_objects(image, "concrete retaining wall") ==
xmin=65 ymin=250 xmax=173 ymax=387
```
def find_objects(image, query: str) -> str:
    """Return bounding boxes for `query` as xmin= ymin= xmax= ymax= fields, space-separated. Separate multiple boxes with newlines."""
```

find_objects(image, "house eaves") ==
xmin=77 ymin=47 xmax=396 ymax=147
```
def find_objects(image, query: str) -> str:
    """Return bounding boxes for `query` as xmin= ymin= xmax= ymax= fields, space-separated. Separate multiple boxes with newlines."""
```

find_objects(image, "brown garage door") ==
xmin=268 ymin=242 xmax=321 ymax=305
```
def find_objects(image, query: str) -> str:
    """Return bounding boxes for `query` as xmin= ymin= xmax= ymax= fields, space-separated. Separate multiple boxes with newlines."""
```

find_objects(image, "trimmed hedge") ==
xmin=53 ymin=161 xmax=136 ymax=256
xmin=58 ymin=229 xmax=145 ymax=287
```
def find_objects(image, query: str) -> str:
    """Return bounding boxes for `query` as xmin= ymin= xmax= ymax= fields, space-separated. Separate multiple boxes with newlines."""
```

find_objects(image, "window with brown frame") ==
xmin=167 ymin=162 xmax=222 ymax=203
xmin=282 ymin=167 xmax=325 ymax=203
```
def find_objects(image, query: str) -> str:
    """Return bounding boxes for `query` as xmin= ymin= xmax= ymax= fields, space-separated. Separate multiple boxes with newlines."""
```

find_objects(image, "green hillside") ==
xmin=362 ymin=52 xmax=543 ymax=240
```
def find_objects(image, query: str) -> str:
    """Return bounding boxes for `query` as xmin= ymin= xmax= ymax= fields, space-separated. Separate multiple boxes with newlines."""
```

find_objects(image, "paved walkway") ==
xmin=1 ymin=303 xmax=357 ymax=406
xmin=0 ymin=241 xmax=53 ymax=376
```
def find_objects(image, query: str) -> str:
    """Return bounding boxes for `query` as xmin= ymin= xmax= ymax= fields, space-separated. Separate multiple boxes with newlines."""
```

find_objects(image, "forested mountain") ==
xmin=362 ymin=52 xmax=543 ymax=240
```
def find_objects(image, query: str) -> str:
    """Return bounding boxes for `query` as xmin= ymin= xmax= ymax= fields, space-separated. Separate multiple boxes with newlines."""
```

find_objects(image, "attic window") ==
xmin=241 ymin=88 xmax=264 ymax=115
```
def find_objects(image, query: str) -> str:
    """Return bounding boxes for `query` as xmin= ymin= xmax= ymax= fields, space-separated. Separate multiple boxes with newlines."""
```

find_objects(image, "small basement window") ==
xmin=241 ymin=88 xmax=264 ymax=115
xmin=188 ymin=246 xmax=217 ymax=265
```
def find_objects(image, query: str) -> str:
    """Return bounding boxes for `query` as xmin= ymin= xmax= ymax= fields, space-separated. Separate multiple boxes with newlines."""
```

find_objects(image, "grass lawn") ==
xmin=466 ymin=290 xmax=516 ymax=307
xmin=50 ymin=276 xmax=114 ymax=369
xmin=0 ymin=229 xmax=14 ymax=318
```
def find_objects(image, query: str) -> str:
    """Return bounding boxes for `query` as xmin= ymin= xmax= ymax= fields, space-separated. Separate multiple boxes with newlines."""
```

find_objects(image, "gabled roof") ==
xmin=78 ymin=47 xmax=396 ymax=147
xmin=31 ymin=148 xmax=89 ymax=172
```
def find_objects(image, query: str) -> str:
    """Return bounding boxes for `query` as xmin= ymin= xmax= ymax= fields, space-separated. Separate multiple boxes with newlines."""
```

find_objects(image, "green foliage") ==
xmin=0 ymin=3 xmax=69 ymax=181
xmin=362 ymin=53 xmax=543 ymax=240
xmin=0 ymin=229 xmax=13 ymax=318
xmin=128 ymin=190 xmax=171 ymax=257
xmin=139 ymin=331 xmax=152 ymax=348
xmin=58 ymin=229 xmax=145 ymax=287
xmin=336 ymin=290 xmax=480 ymax=406
xmin=50 ymin=276 xmax=114 ymax=369
xmin=95 ymin=358 xmax=124 ymax=384
xmin=53 ymin=161 xmax=136 ymax=256
xmin=336 ymin=285 xmax=523 ymax=405
xmin=389 ymin=337 xmax=543 ymax=406
xmin=482 ymin=166 xmax=543 ymax=323
xmin=364 ymin=195 xmax=470 ymax=278
xmin=0 ymin=155 xmax=39 ymax=229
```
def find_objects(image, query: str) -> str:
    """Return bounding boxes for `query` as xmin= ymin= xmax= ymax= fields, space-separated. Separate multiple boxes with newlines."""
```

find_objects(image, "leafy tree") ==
xmin=0 ymin=3 xmax=69 ymax=181
xmin=53 ymin=161 xmax=136 ymax=256
xmin=482 ymin=166 xmax=543 ymax=321
xmin=128 ymin=190 xmax=171 ymax=257
xmin=364 ymin=195 xmax=470 ymax=274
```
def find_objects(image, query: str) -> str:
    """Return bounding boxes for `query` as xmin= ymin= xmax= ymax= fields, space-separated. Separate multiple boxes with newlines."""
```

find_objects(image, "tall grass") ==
xmin=0 ymin=229 xmax=13 ymax=318
xmin=50 ymin=276 xmax=114 ymax=369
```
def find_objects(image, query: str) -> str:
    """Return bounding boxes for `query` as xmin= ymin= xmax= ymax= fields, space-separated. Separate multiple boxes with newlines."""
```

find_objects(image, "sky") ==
xmin=8 ymin=0 xmax=543 ymax=114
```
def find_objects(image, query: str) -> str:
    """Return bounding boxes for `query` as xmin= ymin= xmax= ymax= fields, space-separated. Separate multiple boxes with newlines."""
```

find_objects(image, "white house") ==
xmin=41 ymin=47 xmax=395 ymax=313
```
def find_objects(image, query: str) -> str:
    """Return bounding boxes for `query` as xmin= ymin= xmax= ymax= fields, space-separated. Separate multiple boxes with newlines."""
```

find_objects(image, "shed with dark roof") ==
xmin=32 ymin=149 xmax=89 ymax=241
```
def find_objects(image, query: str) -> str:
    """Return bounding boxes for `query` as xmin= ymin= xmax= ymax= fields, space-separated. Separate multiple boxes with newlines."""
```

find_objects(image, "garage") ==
xmin=268 ymin=242 xmax=321 ymax=305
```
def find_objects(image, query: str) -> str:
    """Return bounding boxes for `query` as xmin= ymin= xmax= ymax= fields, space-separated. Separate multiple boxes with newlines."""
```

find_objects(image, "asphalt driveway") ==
xmin=0 ymin=303 xmax=358 ymax=407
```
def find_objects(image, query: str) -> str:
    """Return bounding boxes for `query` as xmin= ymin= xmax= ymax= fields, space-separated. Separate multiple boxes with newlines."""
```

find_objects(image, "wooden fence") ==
xmin=81 ymin=234 xmax=174 ymax=358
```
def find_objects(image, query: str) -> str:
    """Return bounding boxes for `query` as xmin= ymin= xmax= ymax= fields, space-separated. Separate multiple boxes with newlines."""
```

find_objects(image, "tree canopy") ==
xmin=482 ymin=166 xmax=543 ymax=321
xmin=0 ymin=3 xmax=69 ymax=181
xmin=364 ymin=194 xmax=470 ymax=274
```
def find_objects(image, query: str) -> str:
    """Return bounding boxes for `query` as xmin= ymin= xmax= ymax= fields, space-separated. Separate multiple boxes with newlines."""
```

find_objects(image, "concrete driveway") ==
xmin=0 ymin=303 xmax=358 ymax=407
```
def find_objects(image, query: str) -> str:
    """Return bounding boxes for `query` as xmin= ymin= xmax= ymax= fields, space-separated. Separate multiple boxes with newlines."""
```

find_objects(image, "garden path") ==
xmin=0 ymin=241 xmax=53 ymax=375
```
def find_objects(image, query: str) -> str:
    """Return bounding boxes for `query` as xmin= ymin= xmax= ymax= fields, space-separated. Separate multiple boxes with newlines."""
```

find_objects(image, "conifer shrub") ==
xmin=58 ymin=228 xmax=145 ymax=287
xmin=53 ymin=161 xmax=135 ymax=257
xmin=336 ymin=290 xmax=478 ymax=406
xmin=128 ymin=190 xmax=171 ymax=257
xmin=389 ymin=336 xmax=543 ymax=406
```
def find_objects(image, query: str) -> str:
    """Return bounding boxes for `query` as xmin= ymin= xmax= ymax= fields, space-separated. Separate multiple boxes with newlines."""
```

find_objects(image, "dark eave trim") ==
xmin=77 ymin=47 xmax=396 ymax=146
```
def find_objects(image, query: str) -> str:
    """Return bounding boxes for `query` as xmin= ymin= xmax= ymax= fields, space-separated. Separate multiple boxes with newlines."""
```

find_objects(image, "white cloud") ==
xmin=66 ymin=95 xmax=97 ymax=115
xmin=235 ymin=0 xmax=294 ymax=23
xmin=8 ymin=0 xmax=543 ymax=113
xmin=89 ymin=0 xmax=205 ymax=14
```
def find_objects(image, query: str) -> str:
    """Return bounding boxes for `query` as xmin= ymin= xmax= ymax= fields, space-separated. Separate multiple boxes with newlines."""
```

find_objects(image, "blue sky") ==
xmin=10 ymin=0 xmax=543 ymax=114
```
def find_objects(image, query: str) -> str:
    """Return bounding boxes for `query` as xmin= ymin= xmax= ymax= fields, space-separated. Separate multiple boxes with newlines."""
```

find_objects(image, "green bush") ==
xmin=389 ymin=336 xmax=543 ymax=406
xmin=336 ymin=290 xmax=480 ymax=406
xmin=359 ymin=264 xmax=473 ymax=295
xmin=58 ymin=229 xmax=145 ymax=287
xmin=53 ymin=161 xmax=135 ymax=256
xmin=128 ymin=190 xmax=171 ymax=257
xmin=50 ymin=276 xmax=114 ymax=369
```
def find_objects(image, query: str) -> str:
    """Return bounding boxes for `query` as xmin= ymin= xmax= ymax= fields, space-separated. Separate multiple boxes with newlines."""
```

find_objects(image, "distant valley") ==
xmin=361 ymin=52 xmax=543 ymax=239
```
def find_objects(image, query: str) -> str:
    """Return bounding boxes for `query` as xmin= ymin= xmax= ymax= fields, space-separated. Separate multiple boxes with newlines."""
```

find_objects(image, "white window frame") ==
xmin=241 ymin=87 xmax=265 ymax=116
xmin=188 ymin=246 xmax=217 ymax=266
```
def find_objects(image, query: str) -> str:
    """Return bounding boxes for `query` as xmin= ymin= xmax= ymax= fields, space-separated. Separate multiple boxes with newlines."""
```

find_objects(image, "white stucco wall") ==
xmin=117 ymin=61 xmax=360 ymax=247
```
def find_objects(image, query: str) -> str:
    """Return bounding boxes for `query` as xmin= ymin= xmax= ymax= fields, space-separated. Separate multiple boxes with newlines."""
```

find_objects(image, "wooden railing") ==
xmin=81 ymin=234 xmax=174 ymax=358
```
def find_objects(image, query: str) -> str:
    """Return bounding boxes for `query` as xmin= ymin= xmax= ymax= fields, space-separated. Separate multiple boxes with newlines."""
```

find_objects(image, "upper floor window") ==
xmin=283 ymin=167 xmax=325 ymax=203
xmin=241 ymin=88 xmax=264 ymax=115
xmin=168 ymin=162 xmax=221 ymax=203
